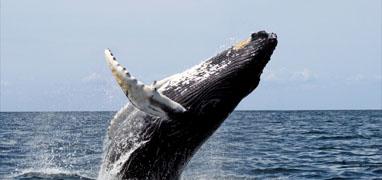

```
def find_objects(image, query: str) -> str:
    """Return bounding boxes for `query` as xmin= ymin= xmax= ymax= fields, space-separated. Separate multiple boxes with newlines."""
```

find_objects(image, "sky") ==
xmin=1 ymin=0 xmax=381 ymax=111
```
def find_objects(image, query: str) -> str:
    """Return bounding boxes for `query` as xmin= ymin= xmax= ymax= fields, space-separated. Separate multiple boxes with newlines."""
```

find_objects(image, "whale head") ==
xmin=161 ymin=31 xmax=278 ymax=123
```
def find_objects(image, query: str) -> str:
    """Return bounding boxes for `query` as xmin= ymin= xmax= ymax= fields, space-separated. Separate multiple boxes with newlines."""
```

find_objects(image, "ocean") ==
xmin=0 ymin=110 xmax=381 ymax=179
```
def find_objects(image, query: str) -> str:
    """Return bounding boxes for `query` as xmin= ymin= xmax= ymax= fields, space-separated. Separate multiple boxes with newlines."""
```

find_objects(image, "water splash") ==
xmin=0 ymin=112 xmax=110 ymax=179
xmin=97 ymin=107 xmax=155 ymax=180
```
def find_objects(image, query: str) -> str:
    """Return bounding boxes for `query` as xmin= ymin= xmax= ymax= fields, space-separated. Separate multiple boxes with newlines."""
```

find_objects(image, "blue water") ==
xmin=1 ymin=110 xmax=381 ymax=179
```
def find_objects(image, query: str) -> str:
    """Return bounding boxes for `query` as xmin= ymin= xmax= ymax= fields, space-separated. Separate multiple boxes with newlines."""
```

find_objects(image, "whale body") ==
xmin=98 ymin=31 xmax=278 ymax=180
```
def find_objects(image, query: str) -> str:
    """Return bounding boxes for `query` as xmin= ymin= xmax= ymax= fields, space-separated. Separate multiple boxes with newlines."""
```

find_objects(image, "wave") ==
xmin=12 ymin=168 xmax=94 ymax=180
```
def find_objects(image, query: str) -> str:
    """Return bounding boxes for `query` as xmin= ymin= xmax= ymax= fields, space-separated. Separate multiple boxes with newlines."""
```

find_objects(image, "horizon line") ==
xmin=1 ymin=109 xmax=381 ymax=113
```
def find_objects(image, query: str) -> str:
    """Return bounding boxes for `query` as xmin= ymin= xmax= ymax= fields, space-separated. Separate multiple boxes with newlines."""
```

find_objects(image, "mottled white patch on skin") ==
xmin=157 ymin=55 xmax=233 ymax=95
xmin=104 ymin=49 xmax=186 ymax=118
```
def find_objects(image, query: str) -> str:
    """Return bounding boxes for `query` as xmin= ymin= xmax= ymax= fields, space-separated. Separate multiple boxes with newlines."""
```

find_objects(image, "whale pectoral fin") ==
xmin=104 ymin=49 xmax=136 ymax=97
xmin=150 ymin=75 xmax=173 ymax=89
xmin=150 ymin=89 xmax=187 ymax=115
xmin=104 ymin=49 xmax=187 ymax=117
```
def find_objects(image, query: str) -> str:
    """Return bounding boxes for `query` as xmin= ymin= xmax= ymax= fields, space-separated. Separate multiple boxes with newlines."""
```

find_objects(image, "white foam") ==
xmin=97 ymin=140 xmax=148 ymax=180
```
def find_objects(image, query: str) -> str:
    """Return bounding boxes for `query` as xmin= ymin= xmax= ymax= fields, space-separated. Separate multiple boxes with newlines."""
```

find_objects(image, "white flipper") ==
xmin=104 ymin=49 xmax=186 ymax=118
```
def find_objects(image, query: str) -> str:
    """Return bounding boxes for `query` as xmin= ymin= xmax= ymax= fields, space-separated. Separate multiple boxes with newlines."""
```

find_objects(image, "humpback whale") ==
xmin=98 ymin=31 xmax=278 ymax=180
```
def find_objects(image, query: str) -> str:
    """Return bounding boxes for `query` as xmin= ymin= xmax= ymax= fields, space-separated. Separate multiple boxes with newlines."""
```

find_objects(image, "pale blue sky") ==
xmin=1 ymin=0 xmax=381 ymax=111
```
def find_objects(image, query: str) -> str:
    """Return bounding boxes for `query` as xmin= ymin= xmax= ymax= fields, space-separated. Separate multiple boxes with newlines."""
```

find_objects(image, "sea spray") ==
xmin=97 ymin=106 xmax=159 ymax=179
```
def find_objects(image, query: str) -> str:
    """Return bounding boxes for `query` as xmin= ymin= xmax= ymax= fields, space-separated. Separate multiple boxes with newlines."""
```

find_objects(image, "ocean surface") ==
xmin=0 ymin=110 xmax=381 ymax=179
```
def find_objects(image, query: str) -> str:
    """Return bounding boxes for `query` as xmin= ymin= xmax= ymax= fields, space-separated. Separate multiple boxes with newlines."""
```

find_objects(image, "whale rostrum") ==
xmin=104 ymin=49 xmax=187 ymax=118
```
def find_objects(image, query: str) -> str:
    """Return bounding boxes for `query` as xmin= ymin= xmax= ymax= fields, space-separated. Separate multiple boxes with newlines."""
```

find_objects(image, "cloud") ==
xmin=290 ymin=68 xmax=317 ymax=82
xmin=345 ymin=73 xmax=382 ymax=83
xmin=263 ymin=68 xmax=317 ymax=83
xmin=81 ymin=72 xmax=104 ymax=82
xmin=263 ymin=71 xmax=278 ymax=81
xmin=349 ymin=73 xmax=365 ymax=81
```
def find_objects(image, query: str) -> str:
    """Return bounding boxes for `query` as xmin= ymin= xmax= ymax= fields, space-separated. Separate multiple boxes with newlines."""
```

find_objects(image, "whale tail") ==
xmin=104 ymin=49 xmax=186 ymax=118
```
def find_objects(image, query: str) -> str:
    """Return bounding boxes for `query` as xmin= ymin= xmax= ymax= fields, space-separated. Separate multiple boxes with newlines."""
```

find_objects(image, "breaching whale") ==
xmin=98 ymin=31 xmax=278 ymax=180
